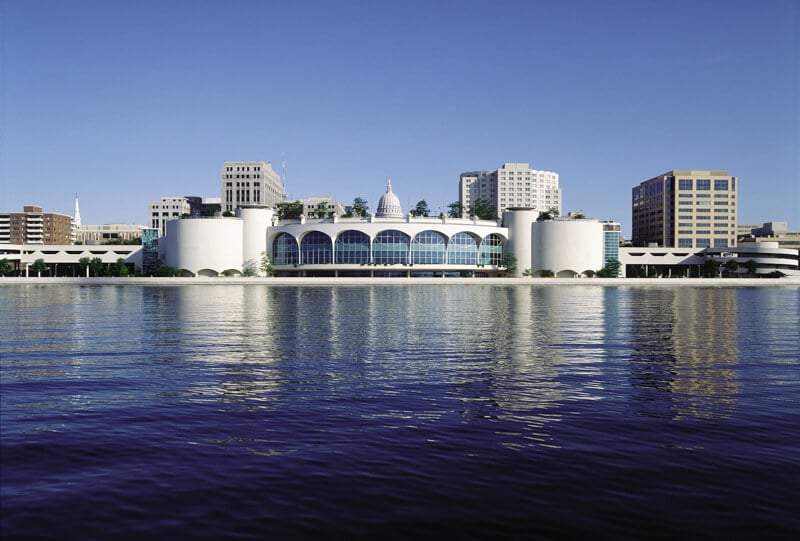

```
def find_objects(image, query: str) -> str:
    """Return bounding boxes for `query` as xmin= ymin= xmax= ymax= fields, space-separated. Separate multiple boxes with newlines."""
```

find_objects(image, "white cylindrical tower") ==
xmin=531 ymin=219 xmax=604 ymax=277
xmin=502 ymin=208 xmax=539 ymax=277
xmin=238 ymin=206 xmax=273 ymax=275
xmin=163 ymin=218 xmax=243 ymax=276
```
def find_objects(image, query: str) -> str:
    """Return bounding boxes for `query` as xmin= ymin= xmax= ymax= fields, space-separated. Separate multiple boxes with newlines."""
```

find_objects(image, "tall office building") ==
xmin=0 ymin=206 xmax=74 ymax=245
xmin=149 ymin=197 xmax=192 ymax=237
xmin=631 ymin=170 xmax=737 ymax=248
xmin=221 ymin=161 xmax=283 ymax=213
xmin=459 ymin=163 xmax=561 ymax=218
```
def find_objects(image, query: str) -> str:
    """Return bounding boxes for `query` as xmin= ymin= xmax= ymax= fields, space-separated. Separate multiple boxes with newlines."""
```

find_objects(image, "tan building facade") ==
xmin=632 ymin=170 xmax=738 ymax=248
xmin=0 ymin=206 xmax=74 ymax=245
xmin=460 ymin=163 xmax=561 ymax=218
xmin=221 ymin=161 xmax=283 ymax=213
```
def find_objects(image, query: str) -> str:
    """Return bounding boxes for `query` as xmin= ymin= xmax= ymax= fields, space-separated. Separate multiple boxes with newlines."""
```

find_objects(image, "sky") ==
xmin=1 ymin=0 xmax=798 ymax=235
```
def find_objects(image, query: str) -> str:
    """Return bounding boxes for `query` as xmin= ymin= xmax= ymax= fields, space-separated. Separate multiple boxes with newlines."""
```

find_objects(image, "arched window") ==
xmin=272 ymin=233 xmax=299 ymax=265
xmin=479 ymin=234 xmax=504 ymax=265
xmin=300 ymin=231 xmax=332 ymax=264
xmin=373 ymin=230 xmax=410 ymax=265
xmin=411 ymin=230 xmax=446 ymax=264
xmin=448 ymin=232 xmax=478 ymax=265
xmin=335 ymin=230 xmax=370 ymax=264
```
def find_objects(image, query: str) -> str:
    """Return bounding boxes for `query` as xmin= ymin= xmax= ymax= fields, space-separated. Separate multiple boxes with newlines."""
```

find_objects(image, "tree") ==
xmin=597 ymin=259 xmax=621 ymax=277
xmin=471 ymin=199 xmax=497 ymax=220
xmin=89 ymin=257 xmax=104 ymax=277
xmin=537 ymin=206 xmax=560 ymax=222
xmin=116 ymin=258 xmax=130 ymax=277
xmin=31 ymin=258 xmax=47 ymax=277
xmin=703 ymin=259 xmax=721 ymax=278
xmin=314 ymin=202 xmax=332 ymax=219
xmin=410 ymin=200 xmax=430 ymax=217
xmin=522 ymin=268 xmax=532 ymax=277
xmin=447 ymin=201 xmax=464 ymax=218
xmin=276 ymin=201 xmax=304 ymax=220
xmin=0 ymin=258 xmax=12 ymax=276
xmin=222 ymin=210 xmax=234 ymax=217
xmin=352 ymin=197 xmax=369 ymax=217
xmin=78 ymin=257 xmax=91 ymax=277
xmin=260 ymin=251 xmax=274 ymax=277
xmin=503 ymin=254 xmax=518 ymax=276
xmin=242 ymin=260 xmax=257 ymax=277
xmin=723 ymin=260 xmax=739 ymax=276
xmin=745 ymin=259 xmax=757 ymax=275
xmin=540 ymin=269 xmax=555 ymax=277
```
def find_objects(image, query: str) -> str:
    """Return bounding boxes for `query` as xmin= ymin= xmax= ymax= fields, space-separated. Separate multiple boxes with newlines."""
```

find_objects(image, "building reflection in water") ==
xmin=627 ymin=287 xmax=739 ymax=420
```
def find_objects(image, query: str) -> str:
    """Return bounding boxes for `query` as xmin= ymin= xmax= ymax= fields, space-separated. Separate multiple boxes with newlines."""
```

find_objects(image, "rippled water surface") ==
xmin=2 ymin=284 xmax=799 ymax=539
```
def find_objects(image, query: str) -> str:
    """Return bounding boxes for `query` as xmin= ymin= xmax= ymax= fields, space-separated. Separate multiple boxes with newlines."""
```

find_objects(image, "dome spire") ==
xmin=376 ymin=178 xmax=403 ymax=218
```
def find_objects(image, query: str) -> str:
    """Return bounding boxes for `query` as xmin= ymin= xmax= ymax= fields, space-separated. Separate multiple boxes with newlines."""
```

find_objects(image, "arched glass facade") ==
xmin=479 ymin=234 xmax=504 ymax=265
xmin=447 ymin=232 xmax=478 ymax=265
xmin=373 ymin=230 xmax=410 ymax=264
xmin=272 ymin=233 xmax=299 ymax=265
xmin=300 ymin=231 xmax=332 ymax=264
xmin=411 ymin=230 xmax=446 ymax=264
xmin=335 ymin=230 xmax=370 ymax=264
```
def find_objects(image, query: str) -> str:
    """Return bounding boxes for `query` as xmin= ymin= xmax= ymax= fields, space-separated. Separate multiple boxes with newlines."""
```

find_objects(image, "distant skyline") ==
xmin=1 ymin=0 xmax=798 ymax=235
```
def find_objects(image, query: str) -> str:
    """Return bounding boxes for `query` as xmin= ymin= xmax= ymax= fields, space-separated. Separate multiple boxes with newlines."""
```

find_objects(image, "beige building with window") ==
xmin=221 ymin=161 xmax=283 ymax=213
xmin=632 ymin=170 xmax=737 ymax=248
xmin=459 ymin=163 xmax=561 ymax=218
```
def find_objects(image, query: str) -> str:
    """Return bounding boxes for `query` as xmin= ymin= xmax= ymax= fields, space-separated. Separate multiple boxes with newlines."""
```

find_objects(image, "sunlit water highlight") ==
xmin=2 ymin=284 xmax=799 ymax=539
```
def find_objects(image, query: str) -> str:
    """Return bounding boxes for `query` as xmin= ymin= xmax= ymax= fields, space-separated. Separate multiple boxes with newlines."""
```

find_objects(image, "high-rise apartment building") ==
xmin=631 ymin=170 xmax=737 ymax=248
xmin=459 ymin=163 xmax=561 ymax=218
xmin=149 ymin=197 xmax=192 ymax=237
xmin=221 ymin=161 xmax=283 ymax=213
xmin=0 ymin=206 xmax=74 ymax=244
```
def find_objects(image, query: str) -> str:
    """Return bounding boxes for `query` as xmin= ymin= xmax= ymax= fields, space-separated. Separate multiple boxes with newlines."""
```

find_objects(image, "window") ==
xmin=714 ymin=230 xmax=729 ymax=235
xmin=411 ymin=231 xmax=446 ymax=264
xmin=678 ymin=239 xmax=693 ymax=248
xmin=697 ymin=179 xmax=711 ymax=190
xmin=373 ymin=230 xmax=410 ymax=264
xmin=696 ymin=238 xmax=710 ymax=247
xmin=679 ymin=194 xmax=693 ymax=198
xmin=479 ymin=234 xmax=504 ymax=265
xmin=335 ymin=230 xmax=370 ymax=264
xmin=300 ymin=231 xmax=332 ymax=264
xmin=679 ymin=179 xmax=693 ymax=190
xmin=272 ymin=233 xmax=299 ymax=264
xmin=448 ymin=232 xmax=478 ymax=265
xmin=714 ymin=239 xmax=728 ymax=248
xmin=714 ymin=179 xmax=728 ymax=191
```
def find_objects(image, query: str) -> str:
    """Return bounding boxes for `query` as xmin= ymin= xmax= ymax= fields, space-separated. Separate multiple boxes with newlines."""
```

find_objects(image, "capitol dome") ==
xmin=376 ymin=179 xmax=403 ymax=218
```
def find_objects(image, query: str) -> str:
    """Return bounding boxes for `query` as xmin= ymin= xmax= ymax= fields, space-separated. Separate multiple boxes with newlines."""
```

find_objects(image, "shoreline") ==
xmin=2 ymin=276 xmax=799 ymax=287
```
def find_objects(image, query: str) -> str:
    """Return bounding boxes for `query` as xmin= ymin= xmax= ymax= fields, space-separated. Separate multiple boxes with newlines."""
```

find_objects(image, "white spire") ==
xmin=73 ymin=193 xmax=82 ymax=227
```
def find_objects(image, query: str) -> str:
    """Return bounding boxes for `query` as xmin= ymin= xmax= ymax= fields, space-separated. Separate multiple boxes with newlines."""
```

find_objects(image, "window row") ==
xmin=272 ymin=230 xmax=505 ymax=266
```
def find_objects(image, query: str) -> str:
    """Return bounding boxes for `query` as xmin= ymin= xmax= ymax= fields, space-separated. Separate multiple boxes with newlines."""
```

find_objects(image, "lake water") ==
xmin=2 ymin=284 xmax=799 ymax=539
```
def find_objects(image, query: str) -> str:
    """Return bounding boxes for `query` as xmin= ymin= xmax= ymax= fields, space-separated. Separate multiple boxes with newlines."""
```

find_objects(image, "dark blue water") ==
xmin=2 ymin=284 xmax=799 ymax=539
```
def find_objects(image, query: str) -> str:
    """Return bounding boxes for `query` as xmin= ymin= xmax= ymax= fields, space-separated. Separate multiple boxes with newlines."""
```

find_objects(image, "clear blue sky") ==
xmin=2 ymin=0 xmax=798 ymax=235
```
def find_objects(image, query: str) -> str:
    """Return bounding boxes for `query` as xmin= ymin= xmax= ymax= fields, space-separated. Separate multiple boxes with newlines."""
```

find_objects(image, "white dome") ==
xmin=376 ymin=179 xmax=403 ymax=218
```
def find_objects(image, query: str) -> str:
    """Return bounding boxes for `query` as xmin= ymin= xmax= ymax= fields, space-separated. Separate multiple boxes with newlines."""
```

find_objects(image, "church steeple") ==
xmin=74 ymin=194 xmax=81 ymax=227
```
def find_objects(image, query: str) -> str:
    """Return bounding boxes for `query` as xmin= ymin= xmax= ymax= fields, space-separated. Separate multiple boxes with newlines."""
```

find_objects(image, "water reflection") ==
xmin=627 ymin=287 xmax=739 ymax=419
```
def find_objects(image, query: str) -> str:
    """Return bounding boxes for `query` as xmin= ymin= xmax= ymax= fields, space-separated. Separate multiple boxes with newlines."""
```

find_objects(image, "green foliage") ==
xmin=260 ymin=252 xmax=274 ymax=277
xmin=745 ymin=259 xmax=757 ymax=274
xmin=222 ymin=210 xmax=234 ymax=217
xmin=597 ymin=259 xmax=621 ymax=277
xmin=0 ymin=258 xmax=12 ymax=276
xmin=276 ymin=201 xmax=304 ymax=220
xmin=522 ymin=268 xmax=532 ymax=277
xmin=154 ymin=265 xmax=179 ymax=277
xmin=503 ymin=254 xmax=517 ymax=276
xmin=410 ymin=200 xmax=430 ymax=217
xmin=32 ymin=258 xmax=47 ymax=276
xmin=537 ymin=206 xmax=560 ymax=222
xmin=447 ymin=201 xmax=464 ymax=218
xmin=352 ymin=197 xmax=369 ymax=217
xmin=540 ymin=269 xmax=555 ymax=278
xmin=723 ymin=260 xmax=739 ymax=276
xmin=242 ymin=262 xmax=257 ymax=277
xmin=702 ymin=259 xmax=721 ymax=278
xmin=471 ymin=199 xmax=497 ymax=220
